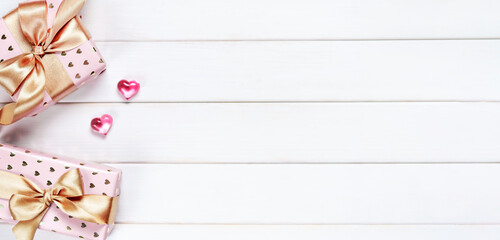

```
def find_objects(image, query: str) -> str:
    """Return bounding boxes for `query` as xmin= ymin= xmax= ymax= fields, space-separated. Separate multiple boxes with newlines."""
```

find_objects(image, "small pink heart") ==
xmin=91 ymin=114 xmax=113 ymax=136
xmin=117 ymin=80 xmax=140 ymax=100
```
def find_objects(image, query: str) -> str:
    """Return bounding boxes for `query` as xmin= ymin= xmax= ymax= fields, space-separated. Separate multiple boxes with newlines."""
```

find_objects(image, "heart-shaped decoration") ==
xmin=117 ymin=80 xmax=140 ymax=100
xmin=91 ymin=114 xmax=113 ymax=136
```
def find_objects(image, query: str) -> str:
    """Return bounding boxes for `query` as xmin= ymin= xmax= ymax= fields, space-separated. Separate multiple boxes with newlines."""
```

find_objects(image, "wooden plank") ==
xmin=2 ymin=102 xmax=500 ymax=163
xmin=109 ymin=163 xmax=500 ymax=223
xmin=3 ymin=0 xmax=500 ymax=40
xmin=1 ymin=224 xmax=500 ymax=240
xmin=2 ymin=41 xmax=500 ymax=103
xmin=2 ymin=163 xmax=499 ymax=224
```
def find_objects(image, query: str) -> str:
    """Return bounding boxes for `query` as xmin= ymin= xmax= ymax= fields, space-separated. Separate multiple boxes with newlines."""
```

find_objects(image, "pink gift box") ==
xmin=0 ymin=144 xmax=121 ymax=240
xmin=0 ymin=0 xmax=106 ymax=117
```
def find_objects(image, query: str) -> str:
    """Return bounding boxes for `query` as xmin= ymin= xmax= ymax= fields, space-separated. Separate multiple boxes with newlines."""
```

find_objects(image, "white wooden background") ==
xmin=2 ymin=0 xmax=500 ymax=239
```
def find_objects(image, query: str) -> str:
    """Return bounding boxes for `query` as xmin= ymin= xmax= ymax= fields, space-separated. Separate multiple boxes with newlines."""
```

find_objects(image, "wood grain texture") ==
xmin=3 ymin=0 xmax=500 ymax=41
xmin=74 ymin=0 xmax=500 ymax=40
xmin=2 ymin=103 xmax=500 ymax=163
xmin=0 ymin=0 xmax=499 ymax=238
xmin=4 ymin=163 xmax=498 ymax=225
xmin=1 ymin=0 xmax=498 ymax=40
xmin=110 ymin=163 xmax=500 ymax=224
xmin=1 ymin=224 xmax=500 ymax=240
xmin=1 ymin=41 xmax=498 ymax=103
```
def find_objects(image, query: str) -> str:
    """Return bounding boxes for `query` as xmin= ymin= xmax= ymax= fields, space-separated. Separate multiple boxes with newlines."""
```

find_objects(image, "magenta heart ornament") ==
xmin=117 ymin=80 xmax=140 ymax=100
xmin=91 ymin=114 xmax=113 ymax=136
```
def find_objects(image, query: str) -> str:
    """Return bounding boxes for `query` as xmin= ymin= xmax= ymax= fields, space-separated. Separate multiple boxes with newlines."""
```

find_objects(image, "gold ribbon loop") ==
xmin=18 ymin=1 xmax=48 ymax=46
xmin=0 ymin=0 xmax=89 ymax=125
xmin=0 ymin=169 xmax=114 ymax=240
xmin=46 ymin=0 xmax=87 ymax=46
xmin=0 ymin=54 xmax=35 ymax=95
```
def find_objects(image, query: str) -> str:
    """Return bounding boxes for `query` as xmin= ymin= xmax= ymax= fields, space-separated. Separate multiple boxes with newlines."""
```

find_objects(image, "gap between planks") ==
xmin=2 ymin=101 xmax=500 ymax=104
xmin=2 ymin=223 xmax=500 ymax=226
xmin=93 ymin=38 xmax=500 ymax=42
xmin=97 ymin=162 xmax=500 ymax=165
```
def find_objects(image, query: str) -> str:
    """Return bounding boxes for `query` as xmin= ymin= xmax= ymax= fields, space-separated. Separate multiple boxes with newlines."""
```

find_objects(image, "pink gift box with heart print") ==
xmin=0 ymin=0 xmax=106 ymax=121
xmin=0 ymin=144 xmax=121 ymax=240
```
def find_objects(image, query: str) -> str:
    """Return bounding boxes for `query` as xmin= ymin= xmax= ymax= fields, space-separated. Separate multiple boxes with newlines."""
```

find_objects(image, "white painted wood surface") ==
xmin=3 ymin=0 xmax=500 ymax=41
xmin=3 ymin=103 xmax=500 ymax=163
xmin=110 ymin=164 xmax=500 ymax=224
xmin=1 ymin=40 xmax=498 ymax=103
xmin=8 ymin=0 xmax=500 ymax=40
xmin=1 ymin=0 xmax=499 ymax=239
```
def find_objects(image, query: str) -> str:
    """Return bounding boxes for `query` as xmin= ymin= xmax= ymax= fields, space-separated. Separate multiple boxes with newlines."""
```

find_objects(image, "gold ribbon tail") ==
xmin=12 ymin=209 xmax=48 ymax=240
xmin=0 ymin=54 xmax=36 ymax=124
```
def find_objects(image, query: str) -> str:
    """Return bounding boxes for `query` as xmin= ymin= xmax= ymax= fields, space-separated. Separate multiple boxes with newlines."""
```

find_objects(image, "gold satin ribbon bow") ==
xmin=0 ymin=0 xmax=90 ymax=125
xmin=0 ymin=169 xmax=114 ymax=240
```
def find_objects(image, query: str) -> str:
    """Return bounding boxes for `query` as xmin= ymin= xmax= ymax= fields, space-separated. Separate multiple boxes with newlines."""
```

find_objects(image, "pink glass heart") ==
xmin=91 ymin=114 xmax=113 ymax=136
xmin=117 ymin=80 xmax=140 ymax=100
